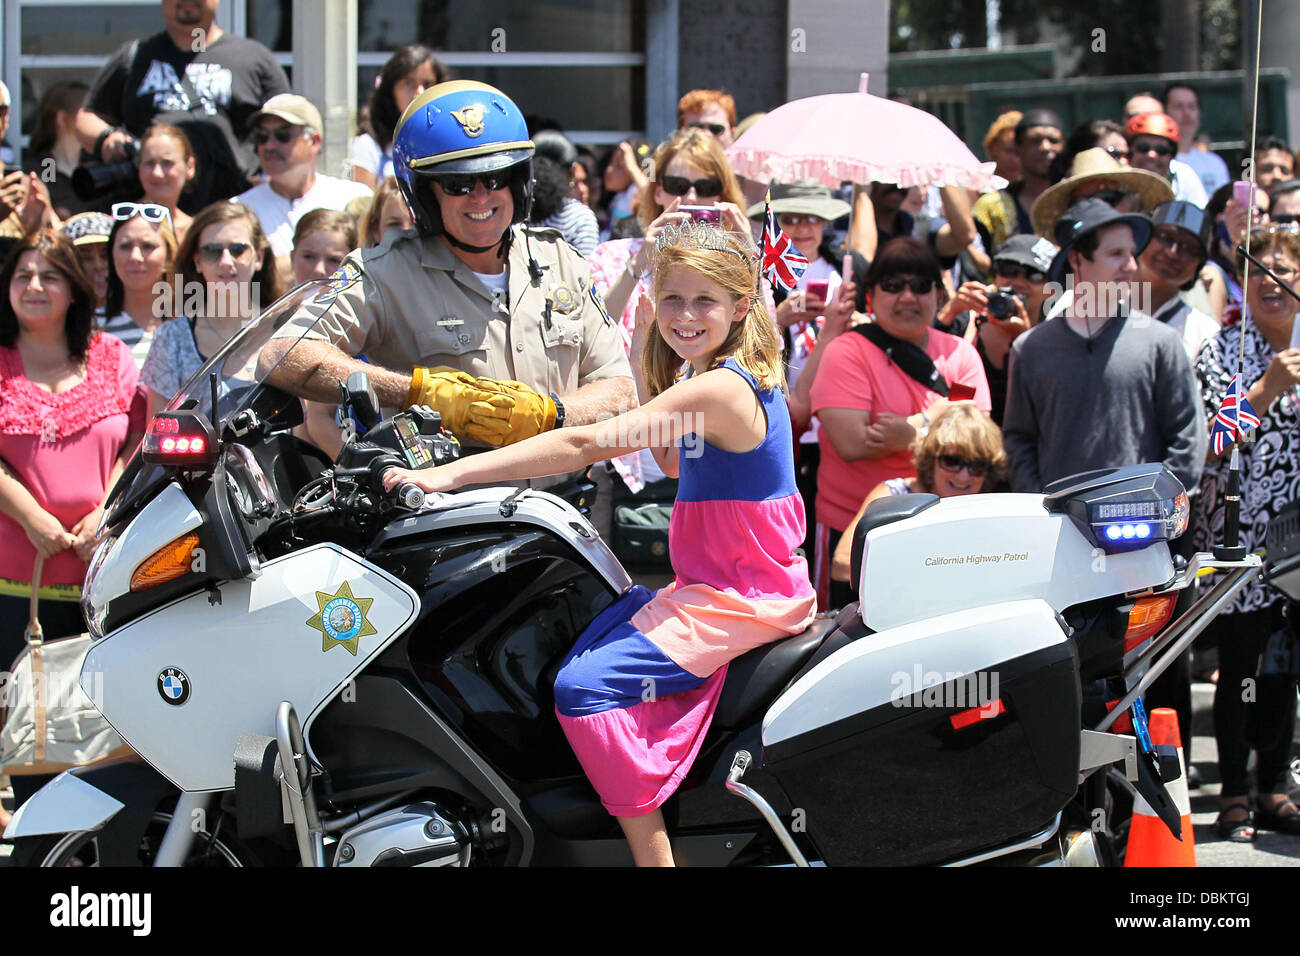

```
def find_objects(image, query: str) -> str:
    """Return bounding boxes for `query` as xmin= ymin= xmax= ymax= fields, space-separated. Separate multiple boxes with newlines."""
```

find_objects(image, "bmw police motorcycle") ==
xmin=2 ymin=271 xmax=1260 ymax=866
xmin=4 ymin=82 xmax=1261 ymax=867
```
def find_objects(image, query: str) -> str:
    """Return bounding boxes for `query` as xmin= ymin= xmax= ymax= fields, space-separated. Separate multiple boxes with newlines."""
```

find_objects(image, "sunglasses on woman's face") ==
xmin=197 ymin=242 xmax=254 ymax=264
xmin=251 ymin=125 xmax=306 ymax=147
xmin=777 ymin=214 xmax=826 ymax=228
xmin=877 ymin=275 xmax=935 ymax=295
xmin=431 ymin=169 xmax=513 ymax=195
xmin=992 ymin=261 xmax=1046 ymax=283
xmin=936 ymin=453 xmax=991 ymax=477
xmin=688 ymin=122 xmax=728 ymax=137
xmin=660 ymin=175 xmax=723 ymax=198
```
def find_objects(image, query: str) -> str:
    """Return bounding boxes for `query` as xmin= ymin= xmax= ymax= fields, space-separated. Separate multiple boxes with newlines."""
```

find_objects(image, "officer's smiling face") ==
xmin=434 ymin=175 xmax=513 ymax=249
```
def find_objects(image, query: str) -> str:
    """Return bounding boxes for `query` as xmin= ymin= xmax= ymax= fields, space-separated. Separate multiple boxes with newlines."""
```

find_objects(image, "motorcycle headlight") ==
xmin=82 ymin=534 xmax=116 ymax=639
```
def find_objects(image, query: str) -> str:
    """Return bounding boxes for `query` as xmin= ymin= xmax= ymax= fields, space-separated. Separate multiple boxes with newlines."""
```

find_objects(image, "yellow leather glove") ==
xmin=477 ymin=377 xmax=559 ymax=444
xmin=406 ymin=366 xmax=514 ymax=445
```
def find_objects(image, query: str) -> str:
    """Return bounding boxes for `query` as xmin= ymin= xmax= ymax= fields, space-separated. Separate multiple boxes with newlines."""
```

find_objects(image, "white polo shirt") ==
xmin=237 ymin=172 xmax=373 ymax=256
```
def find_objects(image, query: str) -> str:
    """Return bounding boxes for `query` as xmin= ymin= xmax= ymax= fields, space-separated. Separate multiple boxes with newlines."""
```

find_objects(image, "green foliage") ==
xmin=890 ymin=0 xmax=988 ymax=53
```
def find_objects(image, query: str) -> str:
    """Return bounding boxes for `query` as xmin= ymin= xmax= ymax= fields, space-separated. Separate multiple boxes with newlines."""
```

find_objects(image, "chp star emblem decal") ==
xmin=306 ymin=581 xmax=378 ymax=655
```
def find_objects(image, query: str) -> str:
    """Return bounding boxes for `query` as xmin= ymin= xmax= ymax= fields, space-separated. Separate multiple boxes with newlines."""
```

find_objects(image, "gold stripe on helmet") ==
xmin=407 ymin=140 xmax=535 ymax=170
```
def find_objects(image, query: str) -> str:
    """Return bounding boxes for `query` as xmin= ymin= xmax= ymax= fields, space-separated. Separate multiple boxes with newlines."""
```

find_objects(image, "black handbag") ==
xmin=610 ymin=477 xmax=677 ymax=572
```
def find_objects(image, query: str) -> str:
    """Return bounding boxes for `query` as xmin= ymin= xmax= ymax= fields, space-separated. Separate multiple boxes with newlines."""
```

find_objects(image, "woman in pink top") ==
xmin=0 ymin=229 xmax=142 ymax=669
xmin=810 ymin=238 xmax=991 ymax=610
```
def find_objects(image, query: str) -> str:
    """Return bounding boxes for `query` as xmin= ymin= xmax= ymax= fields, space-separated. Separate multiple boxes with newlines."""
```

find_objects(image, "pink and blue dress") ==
xmin=554 ymin=358 xmax=817 ymax=817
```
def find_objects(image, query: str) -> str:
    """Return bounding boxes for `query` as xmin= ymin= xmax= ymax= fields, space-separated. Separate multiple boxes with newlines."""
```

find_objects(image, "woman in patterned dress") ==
xmin=1194 ymin=225 xmax=1300 ymax=841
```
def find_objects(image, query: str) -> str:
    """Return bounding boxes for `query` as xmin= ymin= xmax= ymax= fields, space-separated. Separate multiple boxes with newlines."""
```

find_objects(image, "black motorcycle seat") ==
xmin=713 ymin=618 xmax=839 ymax=731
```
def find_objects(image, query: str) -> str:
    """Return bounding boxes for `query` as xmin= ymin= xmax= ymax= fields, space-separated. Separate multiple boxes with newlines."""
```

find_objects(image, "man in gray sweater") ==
xmin=1002 ymin=197 xmax=1208 ymax=493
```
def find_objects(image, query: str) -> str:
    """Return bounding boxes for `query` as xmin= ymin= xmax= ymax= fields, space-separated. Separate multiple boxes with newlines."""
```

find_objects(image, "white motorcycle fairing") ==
xmin=3 ymin=772 xmax=125 ymax=839
xmin=82 ymin=543 xmax=419 ymax=793
xmin=857 ymin=493 xmax=1175 ymax=631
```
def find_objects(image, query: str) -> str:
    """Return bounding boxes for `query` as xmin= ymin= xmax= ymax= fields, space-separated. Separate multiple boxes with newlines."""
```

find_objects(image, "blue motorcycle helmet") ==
xmin=393 ymin=80 xmax=535 ymax=246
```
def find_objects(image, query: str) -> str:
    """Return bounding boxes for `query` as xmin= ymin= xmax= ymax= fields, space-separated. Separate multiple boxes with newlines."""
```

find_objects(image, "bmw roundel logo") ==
xmin=157 ymin=667 xmax=190 ymax=706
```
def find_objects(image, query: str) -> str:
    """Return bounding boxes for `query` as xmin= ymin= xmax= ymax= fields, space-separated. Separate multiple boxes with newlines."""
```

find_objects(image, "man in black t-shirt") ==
xmin=74 ymin=0 xmax=289 ymax=208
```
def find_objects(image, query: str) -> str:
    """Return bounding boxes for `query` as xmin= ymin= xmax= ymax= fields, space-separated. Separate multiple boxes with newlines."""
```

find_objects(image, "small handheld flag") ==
xmin=1210 ymin=373 xmax=1261 ymax=455
xmin=761 ymin=191 xmax=809 ymax=293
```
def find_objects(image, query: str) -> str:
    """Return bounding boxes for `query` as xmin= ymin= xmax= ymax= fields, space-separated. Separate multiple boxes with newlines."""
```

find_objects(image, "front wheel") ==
xmin=10 ymin=811 xmax=264 ymax=868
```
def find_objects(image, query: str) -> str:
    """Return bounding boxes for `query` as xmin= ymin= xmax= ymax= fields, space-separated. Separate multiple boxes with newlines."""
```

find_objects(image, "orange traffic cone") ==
xmin=1125 ymin=707 xmax=1196 ymax=867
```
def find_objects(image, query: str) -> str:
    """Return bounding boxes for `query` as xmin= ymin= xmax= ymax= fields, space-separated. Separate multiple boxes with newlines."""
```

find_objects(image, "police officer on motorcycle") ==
xmin=266 ymin=80 xmax=634 ymax=456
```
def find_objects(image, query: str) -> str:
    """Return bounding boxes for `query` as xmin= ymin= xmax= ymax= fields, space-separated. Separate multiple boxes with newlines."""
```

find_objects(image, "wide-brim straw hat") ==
xmin=1031 ymin=148 xmax=1173 ymax=239
xmin=746 ymin=178 xmax=850 ymax=221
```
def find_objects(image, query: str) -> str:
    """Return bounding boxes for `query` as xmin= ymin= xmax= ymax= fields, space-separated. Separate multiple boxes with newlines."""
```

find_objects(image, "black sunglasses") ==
xmin=1087 ymin=188 xmax=1129 ymax=208
xmin=1130 ymin=139 xmax=1175 ymax=158
xmin=1151 ymin=227 xmax=1204 ymax=259
xmin=688 ymin=122 xmax=728 ymax=136
xmin=252 ymin=126 xmax=305 ymax=146
xmin=877 ymin=275 xmax=935 ymax=295
xmin=993 ymin=262 xmax=1046 ymax=283
xmin=432 ymin=169 xmax=513 ymax=196
xmin=660 ymin=174 xmax=723 ymax=198
xmin=936 ymin=453 xmax=992 ymax=478
xmin=197 ymin=242 xmax=253 ymax=263
xmin=1272 ymin=214 xmax=1300 ymax=226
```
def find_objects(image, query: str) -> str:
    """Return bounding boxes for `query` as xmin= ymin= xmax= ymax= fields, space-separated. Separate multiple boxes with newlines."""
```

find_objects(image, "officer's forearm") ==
xmin=559 ymin=376 xmax=637 ymax=426
xmin=263 ymin=339 xmax=412 ymax=406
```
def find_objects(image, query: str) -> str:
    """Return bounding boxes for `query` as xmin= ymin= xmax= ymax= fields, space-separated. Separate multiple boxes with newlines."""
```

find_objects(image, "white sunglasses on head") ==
xmin=111 ymin=202 xmax=173 ymax=229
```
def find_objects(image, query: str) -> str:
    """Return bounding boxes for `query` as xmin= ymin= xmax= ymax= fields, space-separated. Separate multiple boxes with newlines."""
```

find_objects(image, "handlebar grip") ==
xmin=395 ymin=482 xmax=425 ymax=510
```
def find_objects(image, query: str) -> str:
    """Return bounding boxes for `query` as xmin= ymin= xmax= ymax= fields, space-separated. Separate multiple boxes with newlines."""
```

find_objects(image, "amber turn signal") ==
xmin=1123 ymin=594 xmax=1178 ymax=652
xmin=130 ymin=532 xmax=201 ymax=592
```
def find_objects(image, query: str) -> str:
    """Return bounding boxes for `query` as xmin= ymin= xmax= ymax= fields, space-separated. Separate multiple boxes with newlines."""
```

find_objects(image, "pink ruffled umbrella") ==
xmin=726 ymin=74 xmax=1005 ymax=192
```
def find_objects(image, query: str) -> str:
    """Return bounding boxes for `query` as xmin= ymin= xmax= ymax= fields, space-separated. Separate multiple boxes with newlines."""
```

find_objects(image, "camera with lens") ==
xmin=985 ymin=286 xmax=1023 ymax=320
xmin=72 ymin=138 xmax=141 ymax=201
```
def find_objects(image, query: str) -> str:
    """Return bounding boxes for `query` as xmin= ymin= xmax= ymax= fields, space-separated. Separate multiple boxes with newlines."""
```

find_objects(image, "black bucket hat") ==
xmin=1146 ymin=200 xmax=1209 ymax=290
xmin=1049 ymin=196 xmax=1153 ymax=286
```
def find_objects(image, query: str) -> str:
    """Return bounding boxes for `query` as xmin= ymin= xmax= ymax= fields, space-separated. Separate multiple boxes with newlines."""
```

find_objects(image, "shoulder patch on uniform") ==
xmin=314 ymin=262 xmax=362 ymax=305
xmin=590 ymin=285 xmax=613 ymax=327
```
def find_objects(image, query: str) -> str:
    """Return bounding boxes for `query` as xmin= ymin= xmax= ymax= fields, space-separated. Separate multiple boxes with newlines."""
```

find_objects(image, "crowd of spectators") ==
xmin=1 ymin=0 xmax=1299 ymax=842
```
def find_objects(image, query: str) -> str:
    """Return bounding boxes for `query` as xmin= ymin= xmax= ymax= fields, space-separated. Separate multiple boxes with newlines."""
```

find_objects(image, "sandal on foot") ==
xmin=1256 ymin=798 xmax=1300 ymax=835
xmin=1215 ymin=802 xmax=1257 ymax=842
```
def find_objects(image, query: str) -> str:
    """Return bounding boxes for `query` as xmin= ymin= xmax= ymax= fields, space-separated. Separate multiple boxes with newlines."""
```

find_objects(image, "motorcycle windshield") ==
xmin=162 ymin=278 xmax=338 ymax=426
xmin=104 ymin=279 xmax=339 ymax=525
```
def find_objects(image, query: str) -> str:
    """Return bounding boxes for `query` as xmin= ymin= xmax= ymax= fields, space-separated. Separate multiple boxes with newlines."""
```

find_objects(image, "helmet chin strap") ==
xmin=442 ymin=230 xmax=509 ymax=256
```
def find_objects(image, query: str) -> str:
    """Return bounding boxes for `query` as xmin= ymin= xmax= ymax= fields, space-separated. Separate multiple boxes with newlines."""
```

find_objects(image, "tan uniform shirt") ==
xmin=282 ymin=223 xmax=632 ymax=398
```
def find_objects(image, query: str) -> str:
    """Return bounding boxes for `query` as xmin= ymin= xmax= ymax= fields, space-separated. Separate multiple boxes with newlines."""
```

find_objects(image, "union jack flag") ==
xmin=1210 ymin=373 xmax=1262 ymax=455
xmin=761 ymin=193 xmax=808 ymax=293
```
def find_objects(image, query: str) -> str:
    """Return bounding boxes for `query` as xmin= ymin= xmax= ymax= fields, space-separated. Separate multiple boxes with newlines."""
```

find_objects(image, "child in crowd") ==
xmin=383 ymin=221 xmax=816 ymax=865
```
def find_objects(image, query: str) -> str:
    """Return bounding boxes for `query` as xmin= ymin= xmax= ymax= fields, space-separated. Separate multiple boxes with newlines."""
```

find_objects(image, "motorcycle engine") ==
xmin=333 ymin=802 xmax=470 ymax=867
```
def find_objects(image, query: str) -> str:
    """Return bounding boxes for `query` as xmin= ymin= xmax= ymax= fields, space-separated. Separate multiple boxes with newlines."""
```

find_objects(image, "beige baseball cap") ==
xmin=248 ymin=93 xmax=322 ymax=133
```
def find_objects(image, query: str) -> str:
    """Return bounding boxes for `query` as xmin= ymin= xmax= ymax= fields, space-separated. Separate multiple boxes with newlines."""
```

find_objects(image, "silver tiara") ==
xmin=654 ymin=220 xmax=753 ymax=263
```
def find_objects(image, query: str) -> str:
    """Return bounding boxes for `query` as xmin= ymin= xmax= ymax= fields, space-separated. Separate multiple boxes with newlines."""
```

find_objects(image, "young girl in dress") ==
xmin=383 ymin=221 xmax=817 ymax=866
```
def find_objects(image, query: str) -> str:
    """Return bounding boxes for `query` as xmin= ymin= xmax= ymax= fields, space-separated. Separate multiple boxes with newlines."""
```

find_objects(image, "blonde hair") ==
xmin=360 ymin=177 xmax=407 ymax=247
xmin=635 ymin=128 xmax=746 ymax=228
xmin=913 ymin=404 xmax=1007 ymax=492
xmin=642 ymin=224 xmax=784 ymax=396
